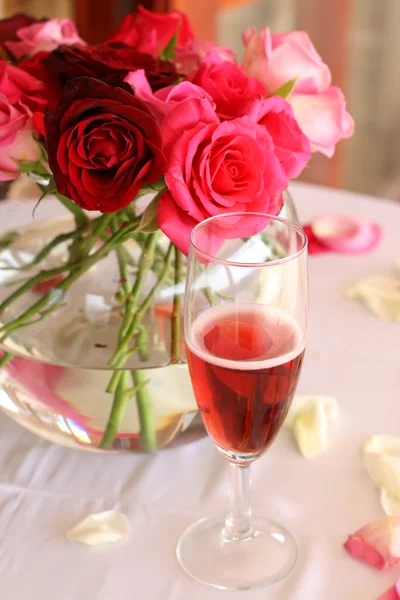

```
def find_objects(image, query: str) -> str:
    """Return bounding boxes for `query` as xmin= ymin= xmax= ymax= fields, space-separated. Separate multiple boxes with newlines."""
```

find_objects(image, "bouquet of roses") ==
xmin=0 ymin=6 xmax=353 ymax=449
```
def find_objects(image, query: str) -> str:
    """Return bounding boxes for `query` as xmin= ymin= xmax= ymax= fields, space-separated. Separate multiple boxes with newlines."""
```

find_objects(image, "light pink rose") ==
xmin=5 ymin=18 xmax=85 ymax=59
xmin=192 ymin=52 xmax=266 ymax=120
xmin=246 ymin=96 xmax=311 ymax=178
xmin=242 ymin=27 xmax=354 ymax=157
xmin=344 ymin=516 xmax=400 ymax=570
xmin=157 ymin=97 xmax=288 ymax=254
xmin=125 ymin=70 xmax=215 ymax=121
xmin=174 ymin=40 xmax=237 ymax=76
xmin=242 ymin=27 xmax=331 ymax=94
xmin=0 ymin=95 xmax=40 ymax=180
xmin=290 ymin=87 xmax=354 ymax=157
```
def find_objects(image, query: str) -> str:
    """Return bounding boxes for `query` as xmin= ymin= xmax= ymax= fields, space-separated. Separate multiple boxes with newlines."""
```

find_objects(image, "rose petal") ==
xmin=310 ymin=214 xmax=382 ymax=254
xmin=303 ymin=224 xmax=330 ymax=255
xmin=381 ymin=489 xmax=400 ymax=518
xmin=285 ymin=395 xmax=338 ymax=458
xmin=378 ymin=585 xmax=400 ymax=600
xmin=65 ymin=510 xmax=130 ymax=546
xmin=124 ymin=69 xmax=153 ymax=96
xmin=32 ymin=275 xmax=65 ymax=294
xmin=344 ymin=517 xmax=400 ymax=569
xmin=363 ymin=435 xmax=400 ymax=511
xmin=346 ymin=277 xmax=400 ymax=322
xmin=379 ymin=581 xmax=400 ymax=600
xmin=290 ymin=87 xmax=354 ymax=158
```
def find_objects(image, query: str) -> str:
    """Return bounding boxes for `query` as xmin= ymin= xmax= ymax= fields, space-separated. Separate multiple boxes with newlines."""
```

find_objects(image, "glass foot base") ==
xmin=176 ymin=516 xmax=297 ymax=590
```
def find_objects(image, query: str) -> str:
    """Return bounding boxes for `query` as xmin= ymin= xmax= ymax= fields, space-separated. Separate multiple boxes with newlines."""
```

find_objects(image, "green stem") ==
xmin=133 ymin=370 xmax=156 ymax=452
xmin=0 ymin=228 xmax=85 ymax=273
xmin=56 ymin=194 xmax=88 ymax=229
xmin=261 ymin=233 xmax=286 ymax=259
xmin=112 ymin=217 xmax=131 ymax=300
xmin=171 ymin=246 xmax=182 ymax=363
xmin=0 ymin=217 xmax=136 ymax=338
xmin=0 ymin=265 xmax=72 ymax=311
xmin=107 ymin=233 xmax=159 ymax=374
xmin=98 ymin=371 xmax=131 ymax=449
xmin=108 ymin=240 xmax=173 ymax=370
xmin=0 ymin=352 xmax=12 ymax=368
xmin=204 ymin=287 xmax=216 ymax=306
xmin=103 ymin=238 xmax=172 ymax=449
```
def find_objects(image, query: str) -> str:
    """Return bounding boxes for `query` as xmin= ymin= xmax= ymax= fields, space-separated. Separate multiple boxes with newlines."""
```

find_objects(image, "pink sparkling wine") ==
xmin=186 ymin=305 xmax=305 ymax=456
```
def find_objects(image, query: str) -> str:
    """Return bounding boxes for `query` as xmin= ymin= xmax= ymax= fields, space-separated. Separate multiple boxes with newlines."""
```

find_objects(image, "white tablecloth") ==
xmin=0 ymin=182 xmax=399 ymax=600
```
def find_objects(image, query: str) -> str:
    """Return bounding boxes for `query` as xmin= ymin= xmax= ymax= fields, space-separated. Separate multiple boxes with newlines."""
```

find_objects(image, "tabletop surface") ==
xmin=0 ymin=182 xmax=399 ymax=600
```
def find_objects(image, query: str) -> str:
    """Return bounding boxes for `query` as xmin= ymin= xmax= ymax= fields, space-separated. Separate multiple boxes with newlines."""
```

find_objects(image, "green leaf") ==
xmin=17 ymin=159 xmax=50 ymax=177
xmin=138 ymin=192 xmax=164 ymax=233
xmin=274 ymin=78 xmax=297 ymax=99
xmin=32 ymin=188 xmax=50 ymax=219
xmin=159 ymin=31 xmax=178 ymax=61
xmin=0 ymin=231 xmax=19 ymax=250
xmin=149 ymin=178 xmax=166 ymax=191
xmin=0 ymin=48 xmax=10 ymax=61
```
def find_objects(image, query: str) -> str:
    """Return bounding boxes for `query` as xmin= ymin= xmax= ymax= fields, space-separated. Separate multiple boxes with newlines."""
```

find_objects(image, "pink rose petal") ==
xmin=32 ymin=274 xmax=65 ymax=294
xmin=379 ymin=580 xmax=400 ymax=600
xmin=304 ymin=214 xmax=382 ymax=254
xmin=303 ymin=225 xmax=330 ymax=255
xmin=290 ymin=87 xmax=354 ymax=158
xmin=344 ymin=517 xmax=400 ymax=569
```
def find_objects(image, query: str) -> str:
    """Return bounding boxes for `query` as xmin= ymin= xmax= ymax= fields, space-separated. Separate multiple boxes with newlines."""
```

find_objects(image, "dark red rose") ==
xmin=107 ymin=5 xmax=195 ymax=58
xmin=44 ymin=77 xmax=166 ymax=212
xmin=0 ymin=14 xmax=38 ymax=56
xmin=44 ymin=43 xmax=180 ymax=108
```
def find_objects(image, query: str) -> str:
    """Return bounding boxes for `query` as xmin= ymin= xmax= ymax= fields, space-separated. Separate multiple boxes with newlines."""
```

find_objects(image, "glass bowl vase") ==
xmin=0 ymin=214 xmax=204 ymax=453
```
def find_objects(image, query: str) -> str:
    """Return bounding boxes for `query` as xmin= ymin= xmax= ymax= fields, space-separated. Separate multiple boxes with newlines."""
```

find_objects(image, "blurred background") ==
xmin=2 ymin=0 xmax=400 ymax=201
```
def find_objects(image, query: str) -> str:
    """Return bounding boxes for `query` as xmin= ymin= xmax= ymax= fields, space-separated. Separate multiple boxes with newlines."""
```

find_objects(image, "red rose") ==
xmin=107 ymin=5 xmax=195 ymax=58
xmin=19 ymin=51 xmax=49 ymax=84
xmin=44 ymin=43 xmax=179 ymax=108
xmin=45 ymin=77 xmax=166 ymax=212
xmin=0 ymin=14 xmax=38 ymax=56
xmin=0 ymin=60 xmax=47 ymax=113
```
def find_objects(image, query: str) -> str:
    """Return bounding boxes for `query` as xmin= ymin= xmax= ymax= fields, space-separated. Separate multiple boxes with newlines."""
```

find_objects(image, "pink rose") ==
xmin=246 ymin=96 xmax=311 ymax=178
xmin=5 ymin=18 xmax=85 ymax=59
xmin=107 ymin=5 xmax=195 ymax=58
xmin=174 ymin=40 xmax=237 ymax=76
xmin=192 ymin=52 xmax=266 ymax=120
xmin=0 ymin=61 xmax=47 ymax=113
xmin=290 ymin=87 xmax=354 ymax=158
xmin=125 ymin=70 xmax=215 ymax=121
xmin=242 ymin=27 xmax=331 ymax=94
xmin=157 ymin=98 xmax=288 ymax=254
xmin=0 ymin=95 xmax=40 ymax=180
xmin=0 ymin=14 xmax=38 ymax=57
xmin=242 ymin=27 xmax=354 ymax=157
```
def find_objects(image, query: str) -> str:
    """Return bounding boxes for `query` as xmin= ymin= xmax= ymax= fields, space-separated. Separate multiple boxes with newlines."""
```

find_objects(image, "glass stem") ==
xmin=224 ymin=463 xmax=252 ymax=541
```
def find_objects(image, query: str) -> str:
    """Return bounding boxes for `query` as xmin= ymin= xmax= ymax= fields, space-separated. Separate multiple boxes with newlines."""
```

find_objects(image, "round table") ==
xmin=0 ymin=182 xmax=399 ymax=600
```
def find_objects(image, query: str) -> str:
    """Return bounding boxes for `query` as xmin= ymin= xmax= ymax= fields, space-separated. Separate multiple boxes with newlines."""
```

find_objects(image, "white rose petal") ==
xmin=363 ymin=434 xmax=400 ymax=514
xmin=381 ymin=488 xmax=400 ymax=517
xmin=286 ymin=395 xmax=338 ymax=458
xmin=65 ymin=510 xmax=130 ymax=546
xmin=346 ymin=276 xmax=400 ymax=322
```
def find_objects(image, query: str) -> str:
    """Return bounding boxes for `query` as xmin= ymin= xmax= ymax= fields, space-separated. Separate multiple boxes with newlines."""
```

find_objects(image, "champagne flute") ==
xmin=177 ymin=212 xmax=308 ymax=590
